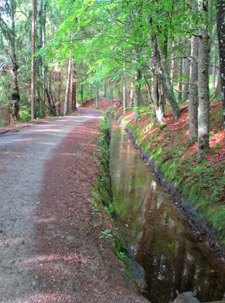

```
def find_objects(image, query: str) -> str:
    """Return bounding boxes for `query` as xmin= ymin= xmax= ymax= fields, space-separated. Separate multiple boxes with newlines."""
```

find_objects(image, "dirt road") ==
xmin=0 ymin=108 xmax=148 ymax=303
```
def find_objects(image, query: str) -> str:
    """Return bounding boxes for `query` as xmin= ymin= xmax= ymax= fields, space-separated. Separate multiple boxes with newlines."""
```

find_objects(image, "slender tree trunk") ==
xmin=95 ymin=83 xmax=99 ymax=107
xmin=110 ymin=86 xmax=113 ymax=105
xmin=9 ymin=58 xmax=20 ymax=123
xmin=151 ymin=74 xmax=164 ymax=124
xmin=214 ymin=69 xmax=222 ymax=99
xmin=216 ymin=0 xmax=225 ymax=130
xmin=71 ymin=63 xmax=77 ymax=112
xmin=41 ymin=0 xmax=47 ymax=117
xmin=130 ymin=82 xmax=134 ymax=107
xmin=80 ymin=84 xmax=84 ymax=106
xmin=36 ymin=0 xmax=42 ymax=116
xmin=64 ymin=57 xmax=72 ymax=115
xmin=58 ymin=72 xmax=62 ymax=115
xmin=161 ymin=71 xmax=180 ymax=120
xmin=178 ymin=58 xmax=183 ymax=103
xmin=122 ymin=80 xmax=127 ymax=114
xmin=122 ymin=65 xmax=127 ymax=115
xmin=198 ymin=0 xmax=210 ymax=155
xmin=134 ymin=68 xmax=141 ymax=122
xmin=151 ymin=41 xmax=164 ymax=123
xmin=117 ymin=85 xmax=121 ymax=104
xmin=151 ymin=35 xmax=180 ymax=120
xmin=36 ymin=0 xmax=46 ymax=117
xmin=45 ymin=80 xmax=56 ymax=116
xmin=170 ymin=42 xmax=175 ymax=86
xmin=31 ymin=0 xmax=36 ymax=119
xmin=104 ymin=79 xmax=107 ymax=97
xmin=144 ymin=76 xmax=154 ymax=105
xmin=9 ymin=0 xmax=20 ymax=122
xmin=134 ymin=45 xmax=142 ymax=122
xmin=212 ymin=54 xmax=217 ymax=89
xmin=189 ymin=35 xmax=198 ymax=142
xmin=183 ymin=40 xmax=191 ymax=102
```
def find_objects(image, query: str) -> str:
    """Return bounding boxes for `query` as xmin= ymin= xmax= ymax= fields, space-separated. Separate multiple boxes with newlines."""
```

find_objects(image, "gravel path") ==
xmin=0 ymin=108 xmax=148 ymax=303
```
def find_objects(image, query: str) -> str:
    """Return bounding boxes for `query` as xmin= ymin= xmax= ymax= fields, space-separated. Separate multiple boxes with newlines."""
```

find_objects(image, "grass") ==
xmin=91 ymin=117 xmax=129 ymax=261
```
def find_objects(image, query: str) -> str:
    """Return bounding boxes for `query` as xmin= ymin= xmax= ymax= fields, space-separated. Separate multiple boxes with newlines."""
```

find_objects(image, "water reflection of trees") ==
xmin=135 ymin=188 xmax=225 ymax=303
xmin=110 ymin=123 xmax=225 ymax=303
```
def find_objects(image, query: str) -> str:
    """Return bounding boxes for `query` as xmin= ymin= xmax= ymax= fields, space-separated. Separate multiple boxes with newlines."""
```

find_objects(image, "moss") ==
xmin=93 ymin=117 xmax=129 ymax=263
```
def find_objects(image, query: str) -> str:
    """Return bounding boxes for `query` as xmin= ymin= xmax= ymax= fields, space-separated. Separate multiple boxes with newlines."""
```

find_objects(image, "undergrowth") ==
xmin=91 ymin=117 xmax=128 ymax=261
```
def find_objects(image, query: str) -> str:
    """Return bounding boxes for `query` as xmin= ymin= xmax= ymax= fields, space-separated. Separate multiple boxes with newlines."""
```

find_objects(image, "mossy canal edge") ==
xmin=92 ymin=117 xmax=147 ymax=294
xmin=108 ymin=113 xmax=225 ymax=261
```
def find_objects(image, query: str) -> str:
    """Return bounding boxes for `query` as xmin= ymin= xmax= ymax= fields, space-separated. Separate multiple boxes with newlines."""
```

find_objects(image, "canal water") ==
xmin=109 ymin=121 xmax=225 ymax=303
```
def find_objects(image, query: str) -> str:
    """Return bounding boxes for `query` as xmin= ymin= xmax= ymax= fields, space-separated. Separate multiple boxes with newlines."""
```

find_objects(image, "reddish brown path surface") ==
xmin=0 ymin=108 xmax=148 ymax=303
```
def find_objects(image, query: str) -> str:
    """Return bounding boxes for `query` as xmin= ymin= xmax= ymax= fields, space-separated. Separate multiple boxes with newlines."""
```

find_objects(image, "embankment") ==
xmin=108 ymin=104 xmax=225 ymax=260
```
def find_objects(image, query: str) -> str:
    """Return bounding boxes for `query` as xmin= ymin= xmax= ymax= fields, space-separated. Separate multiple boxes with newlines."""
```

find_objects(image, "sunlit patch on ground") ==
xmin=210 ymin=130 xmax=224 ymax=148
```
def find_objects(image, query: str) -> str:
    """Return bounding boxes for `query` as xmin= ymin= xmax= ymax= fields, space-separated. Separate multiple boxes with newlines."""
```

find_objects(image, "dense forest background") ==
xmin=0 ymin=0 xmax=225 ymax=156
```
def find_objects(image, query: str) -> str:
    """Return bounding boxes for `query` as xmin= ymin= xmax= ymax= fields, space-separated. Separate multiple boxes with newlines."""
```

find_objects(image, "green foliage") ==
xmin=99 ymin=229 xmax=113 ymax=239
xmin=138 ymin=106 xmax=153 ymax=118
xmin=20 ymin=105 xmax=31 ymax=122
xmin=93 ymin=115 xmax=128 ymax=262
xmin=42 ymin=0 xmax=215 ymax=103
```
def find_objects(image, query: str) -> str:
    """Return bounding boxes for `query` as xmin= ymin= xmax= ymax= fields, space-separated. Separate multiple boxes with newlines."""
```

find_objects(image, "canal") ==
xmin=109 ymin=120 xmax=225 ymax=303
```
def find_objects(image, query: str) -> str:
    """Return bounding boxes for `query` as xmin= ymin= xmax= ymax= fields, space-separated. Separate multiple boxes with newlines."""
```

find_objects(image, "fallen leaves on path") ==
xmin=31 ymin=108 xmax=148 ymax=303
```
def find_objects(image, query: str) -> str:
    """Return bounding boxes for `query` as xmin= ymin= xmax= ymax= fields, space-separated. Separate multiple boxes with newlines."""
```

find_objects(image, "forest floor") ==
xmin=0 ymin=107 xmax=148 ymax=303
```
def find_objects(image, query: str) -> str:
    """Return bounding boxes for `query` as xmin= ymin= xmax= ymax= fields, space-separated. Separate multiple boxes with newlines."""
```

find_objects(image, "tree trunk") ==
xmin=183 ymin=40 xmax=191 ymax=102
xmin=198 ymin=1 xmax=210 ymax=155
xmin=117 ymin=85 xmax=121 ymax=104
xmin=170 ymin=42 xmax=175 ymax=86
xmin=95 ymin=83 xmax=99 ymax=107
xmin=31 ymin=0 xmax=36 ymax=119
xmin=151 ymin=35 xmax=180 ymax=120
xmin=41 ymin=0 xmax=47 ymax=117
xmin=189 ymin=35 xmax=198 ymax=142
xmin=129 ymin=82 xmax=134 ymax=107
xmin=64 ymin=57 xmax=72 ymax=115
xmin=214 ymin=69 xmax=222 ymax=99
xmin=9 ymin=0 xmax=20 ymax=122
xmin=160 ymin=71 xmax=180 ymax=120
xmin=71 ymin=63 xmax=77 ymax=112
xmin=110 ymin=86 xmax=113 ymax=105
xmin=80 ymin=84 xmax=84 ymax=106
xmin=134 ymin=68 xmax=141 ymax=122
xmin=58 ymin=72 xmax=62 ymax=115
xmin=104 ymin=79 xmax=107 ymax=97
xmin=36 ymin=0 xmax=47 ymax=117
xmin=122 ymin=67 xmax=127 ymax=115
xmin=216 ymin=0 xmax=225 ymax=130
xmin=144 ymin=75 xmax=153 ymax=105
xmin=151 ymin=74 xmax=164 ymax=124
xmin=9 ymin=59 xmax=20 ymax=123
xmin=45 ymin=82 xmax=56 ymax=116
xmin=212 ymin=54 xmax=217 ymax=89
xmin=178 ymin=58 xmax=183 ymax=103
xmin=36 ymin=0 xmax=42 ymax=116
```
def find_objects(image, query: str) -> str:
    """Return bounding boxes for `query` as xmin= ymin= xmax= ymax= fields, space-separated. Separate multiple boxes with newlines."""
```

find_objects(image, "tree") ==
xmin=216 ymin=0 xmax=225 ymax=130
xmin=189 ymin=35 xmax=198 ymax=142
xmin=0 ymin=0 xmax=20 ymax=122
xmin=64 ymin=56 xmax=72 ymax=115
xmin=189 ymin=0 xmax=199 ymax=143
xmin=71 ymin=62 xmax=77 ymax=112
xmin=31 ymin=0 xmax=36 ymax=119
xmin=122 ymin=63 xmax=127 ymax=115
xmin=197 ymin=0 xmax=210 ymax=155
